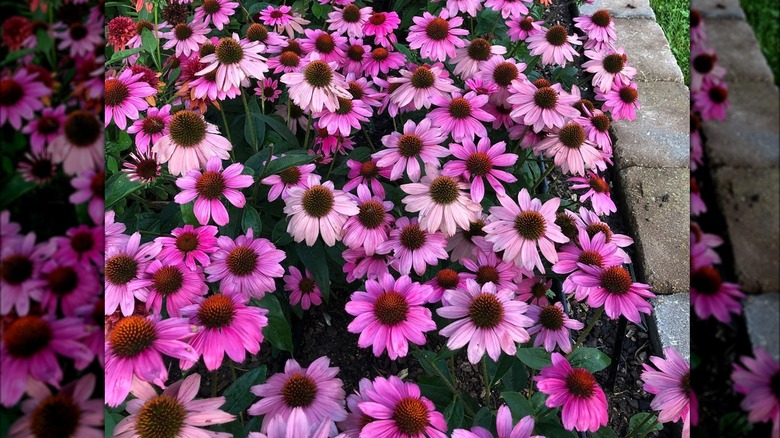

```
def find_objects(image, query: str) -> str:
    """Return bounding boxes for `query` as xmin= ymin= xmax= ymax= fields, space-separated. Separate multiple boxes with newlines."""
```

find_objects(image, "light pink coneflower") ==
xmin=344 ymin=159 xmax=390 ymax=197
xmin=689 ymin=262 xmax=744 ymax=323
xmin=438 ymin=279 xmax=532 ymax=364
xmin=568 ymin=172 xmax=616 ymax=215
xmin=732 ymin=348 xmax=780 ymax=436
xmin=389 ymin=64 xmax=458 ymax=110
xmin=39 ymin=257 xmax=99 ymax=317
xmin=69 ymin=169 xmax=104 ymax=225
xmin=261 ymin=161 xmax=321 ymax=201
xmin=174 ymin=156 xmax=254 ymax=226
xmin=374 ymin=118 xmax=449 ymax=182
xmin=451 ymin=38 xmax=507 ymax=80
xmin=346 ymin=273 xmax=436 ymax=359
xmin=453 ymin=404 xmax=542 ymax=438
xmin=424 ymin=268 xmax=466 ymax=304
xmin=52 ymin=224 xmax=103 ymax=267
xmin=580 ymin=108 xmax=613 ymax=153
xmin=443 ymin=137 xmax=518 ymax=203
xmin=480 ymin=56 xmax=526 ymax=102
xmin=285 ymin=267 xmax=323 ymax=310
xmin=343 ymin=247 xmax=392 ymax=282
xmin=573 ymin=264 xmax=655 ymax=323
xmin=534 ymin=121 xmax=603 ymax=176
xmin=507 ymin=80 xmax=580 ymax=132
xmin=105 ymin=232 xmax=162 ymax=317
xmin=255 ymin=77 xmax=282 ymax=103
xmin=194 ymin=0 xmax=238 ymax=30
xmin=460 ymin=249 xmax=520 ymax=291
xmin=156 ymin=224 xmax=219 ymax=271
xmin=0 ymin=68 xmax=51 ymax=130
xmin=342 ymin=185 xmax=394 ymax=256
xmin=284 ymin=178 xmax=359 ymax=246
xmin=1 ymin=232 xmax=55 ymax=316
xmin=249 ymin=408 xmax=330 ymax=438
xmin=315 ymin=95 xmax=372 ymax=137
xmin=54 ymin=19 xmax=103 ymax=58
xmin=363 ymin=11 xmax=400 ymax=48
xmin=127 ymin=104 xmax=172 ymax=153
xmin=484 ymin=0 xmax=530 ymax=18
xmin=428 ymin=90 xmax=495 ymax=143
xmin=152 ymin=109 xmax=233 ymax=176
xmin=300 ymin=29 xmax=347 ymax=63
xmin=595 ymin=79 xmax=640 ymax=121
xmin=641 ymin=347 xmax=692 ymax=435
xmin=574 ymin=10 xmax=617 ymax=44
xmin=526 ymin=302 xmax=584 ymax=353
xmin=572 ymin=206 xmax=634 ymax=263
xmin=554 ymin=227 xmax=623 ymax=301
xmin=197 ymin=34 xmax=269 ymax=92
xmin=445 ymin=0 xmax=483 ymax=17
xmin=327 ymin=4 xmax=371 ymax=37
xmin=446 ymin=214 xmax=493 ymax=262
xmin=582 ymin=47 xmax=636 ymax=93
xmin=692 ymin=79 xmax=729 ymax=121
xmin=141 ymin=260 xmax=208 ymax=317
xmin=527 ymin=24 xmax=582 ymax=66
xmin=281 ymin=52 xmax=351 ymax=113
xmin=507 ymin=16 xmax=545 ymax=42
xmin=162 ymin=21 xmax=209 ymax=57
xmin=358 ymin=376 xmax=448 ymax=438
xmin=376 ymin=216 xmax=449 ymax=276
xmin=363 ymin=46 xmax=406 ymax=77
xmin=258 ymin=5 xmax=310 ymax=38
xmin=22 ymin=104 xmax=66 ymax=153
xmin=407 ymin=10 xmax=468 ymax=62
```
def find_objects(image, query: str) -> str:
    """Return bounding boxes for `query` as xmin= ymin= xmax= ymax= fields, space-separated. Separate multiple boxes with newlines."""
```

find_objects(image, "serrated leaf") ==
xmin=515 ymin=347 xmax=552 ymax=370
xmin=221 ymin=365 xmax=267 ymax=415
xmin=105 ymin=172 xmax=144 ymax=209
xmin=296 ymin=241 xmax=331 ymax=301
xmin=241 ymin=205 xmax=262 ymax=234
xmin=254 ymin=295 xmax=293 ymax=352
xmin=567 ymin=347 xmax=611 ymax=373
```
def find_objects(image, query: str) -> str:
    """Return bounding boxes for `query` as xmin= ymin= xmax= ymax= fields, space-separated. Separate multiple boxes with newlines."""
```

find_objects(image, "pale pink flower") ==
xmin=526 ymin=302 xmax=583 ymax=353
xmin=162 ymin=21 xmax=209 ymax=57
xmin=0 ymin=232 xmax=55 ymax=316
xmin=407 ymin=10 xmax=468 ymax=62
xmin=484 ymin=0 xmax=530 ymax=18
xmin=574 ymin=10 xmax=617 ymax=44
xmin=327 ymin=4 xmax=371 ymax=37
xmin=582 ymin=47 xmax=636 ymax=93
xmin=39 ymin=257 xmax=99 ymax=317
xmin=451 ymin=38 xmax=507 ymax=79
xmin=445 ymin=0 xmax=482 ymax=17
xmin=258 ymin=5 xmax=310 ymax=38
xmin=507 ymin=80 xmax=580 ymax=132
xmin=453 ymin=405 xmax=542 ymax=438
xmin=555 ymin=227 xmax=624 ymax=301
xmin=572 ymin=264 xmax=655 ymax=324
xmin=428 ymin=90 xmax=495 ymax=143
xmin=261 ymin=161 xmax=321 ymax=201
xmin=197 ymin=34 xmax=269 ymax=92
xmin=376 ymin=216 xmax=449 ymax=276
xmin=69 ymin=169 xmax=105 ymax=224
xmin=480 ymin=55 xmax=526 ymax=102
xmin=249 ymin=408 xmax=330 ymax=438
xmin=568 ymin=172 xmax=616 ymax=215
xmin=534 ymin=121 xmax=604 ymax=176
xmin=284 ymin=178 xmax=359 ymax=246
xmin=527 ymin=24 xmax=582 ymax=66
xmin=344 ymin=159 xmax=390 ymax=197
xmin=343 ymin=247 xmax=392 ymax=282
xmin=343 ymin=185 xmax=394 ymax=256
xmin=641 ymin=347 xmax=692 ymax=434
xmin=446 ymin=214 xmax=494 ymax=263
xmin=692 ymin=79 xmax=729 ymax=121
xmin=460 ymin=249 xmax=520 ymax=292
xmin=194 ymin=0 xmax=239 ymax=30
xmin=104 ymin=232 xmax=162 ymax=317
xmin=152 ymin=110 xmax=233 ymax=176
xmin=443 ymin=137 xmax=518 ymax=202
xmin=53 ymin=18 xmax=103 ymax=58
xmin=284 ymin=267 xmax=323 ymax=310
xmin=389 ymin=64 xmax=458 ymax=110
xmin=374 ymin=118 xmax=449 ymax=182
xmin=281 ymin=52 xmax=351 ymax=113
xmin=507 ymin=16 xmax=545 ymax=42
xmin=49 ymin=109 xmax=104 ymax=175
xmin=315 ymin=95 xmax=372 ymax=137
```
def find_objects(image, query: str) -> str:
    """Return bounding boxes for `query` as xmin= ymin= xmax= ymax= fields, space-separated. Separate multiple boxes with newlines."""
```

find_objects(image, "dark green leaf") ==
xmin=245 ymin=113 xmax=267 ymax=151
xmin=296 ymin=241 xmax=331 ymax=301
xmin=628 ymin=413 xmax=663 ymax=435
xmin=718 ymin=411 xmax=753 ymax=435
xmin=255 ymin=295 xmax=293 ymax=352
xmin=416 ymin=375 xmax=453 ymax=407
xmin=180 ymin=202 xmax=198 ymax=226
xmin=272 ymin=217 xmax=293 ymax=245
xmin=221 ymin=365 xmax=267 ymax=415
xmin=36 ymin=29 xmax=54 ymax=66
xmin=245 ymin=149 xmax=272 ymax=173
xmin=500 ymin=359 xmax=527 ymax=392
xmin=487 ymin=354 xmax=518 ymax=387
xmin=311 ymin=1 xmax=328 ymax=19
xmin=567 ymin=347 xmax=611 ymax=373
xmin=264 ymin=153 xmax=319 ymax=176
xmin=105 ymin=172 xmax=144 ymax=209
xmin=1 ymin=48 xmax=36 ymax=66
xmin=141 ymin=28 xmax=159 ymax=67
xmin=257 ymin=114 xmax=299 ymax=148
xmin=0 ymin=174 xmax=35 ymax=208
xmin=592 ymin=426 xmax=619 ymax=438
xmin=501 ymin=391 xmax=533 ymax=419
xmin=218 ymin=204 xmax=243 ymax=238
xmin=241 ymin=206 xmax=262 ymax=234
xmin=444 ymin=397 xmax=464 ymax=431
xmin=412 ymin=349 xmax=453 ymax=381
xmin=472 ymin=406 xmax=494 ymax=430
xmin=107 ymin=47 xmax=144 ymax=64
xmin=515 ymin=347 xmax=552 ymax=370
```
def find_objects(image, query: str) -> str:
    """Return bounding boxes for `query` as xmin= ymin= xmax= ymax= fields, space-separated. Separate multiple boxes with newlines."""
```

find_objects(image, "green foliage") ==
xmin=649 ymin=0 xmax=690 ymax=84
xmin=567 ymin=347 xmax=612 ymax=373
xmin=741 ymin=0 xmax=780 ymax=85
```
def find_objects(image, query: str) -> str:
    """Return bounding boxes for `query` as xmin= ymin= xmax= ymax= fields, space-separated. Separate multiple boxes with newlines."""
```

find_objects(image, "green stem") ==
xmin=325 ymin=155 xmax=337 ymax=179
xmin=412 ymin=346 xmax=475 ymax=417
xmin=302 ymin=112 xmax=313 ymax=150
xmin=572 ymin=307 xmax=605 ymax=350
xmin=211 ymin=370 xmax=218 ymax=397
xmin=531 ymin=161 xmax=555 ymax=191
xmin=362 ymin=129 xmax=376 ymax=151
xmin=153 ymin=6 xmax=162 ymax=68
xmin=481 ymin=356 xmax=491 ymax=406
xmin=626 ymin=414 xmax=656 ymax=437
xmin=219 ymin=106 xmax=236 ymax=162
xmin=241 ymin=91 xmax=259 ymax=153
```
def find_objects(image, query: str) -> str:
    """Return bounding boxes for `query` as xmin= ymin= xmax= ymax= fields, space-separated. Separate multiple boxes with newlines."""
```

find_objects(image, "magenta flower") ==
xmin=174 ymin=156 xmax=254 ymax=226
xmin=484 ymin=0 xmax=530 ymax=18
xmin=21 ymin=104 xmax=66 ymax=153
xmin=554 ymin=227 xmax=624 ymax=301
xmin=53 ymin=18 xmax=103 ymax=58
xmin=152 ymin=109 xmax=233 ymax=176
xmin=248 ymin=356 xmax=347 ymax=433
xmin=388 ymin=64 xmax=458 ymax=110
xmin=689 ymin=262 xmax=744 ymax=323
xmin=507 ymin=80 xmax=580 ymax=132
xmin=535 ymin=353 xmax=609 ymax=432
xmin=0 ymin=68 xmax=51 ymax=130
xmin=690 ymin=177 xmax=707 ymax=216
xmin=105 ymin=69 xmax=156 ymax=130
xmin=127 ymin=104 xmax=172 ymax=153
xmin=374 ymin=118 xmax=449 ymax=182
xmin=327 ymin=4 xmax=371 ymax=37
xmin=507 ymin=16 xmax=545 ymax=42
xmin=641 ymin=347 xmax=692 ymax=434
xmin=344 ymin=159 xmax=390 ymax=198
xmin=526 ymin=302 xmax=584 ymax=353
xmin=363 ymin=11 xmax=400 ymax=47
xmin=315 ymin=96 xmax=372 ymax=137
xmin=123 ymin=149 xmax=161 ymax=184
xmin=194 ymin=0 xmax=238 ymax=30
xmin=1 ymin=232 xmax=55 ymax=316
xmin=104 ymin=232 xmax=162 ymax=317
xmin=258 ymin=5 xmax=310 ymax=37
xmin=364 ymin=46 xmax=407 ymax=77
xmin=39 ymin=257 xmax=100 ymax=317
xmin=527 ymin=24 xmax=582 ymax=66
xmin=346 ymin=273 xmax=436 ymax=359
xmin=572 ymin=264 xmax=656 ymax=324
xmin=407 ymin=10 xmax=468 ymax=62
xmin=69 ymin=169 xmax=105 ymax=225
xmin=732 ymin=348 xmax=780 ymax=436
xmin=446 ymin=214 xmax=493 ymax=263
xmin=197 ymin=34 xmax=269 ymax=92
xmin=568 ymin=172 xmax=617 ymax=215
xmin=141 ymin=260 xmax=208 ymax=317
xmin=162 ymin=21 xmax=209 ymax=57
xmin=205 ymin=229 xmax=285 ymax=301
xmin=451 ymin=38 xmax=507 ymax=80
xmin=284 ymin=178 xmax=359 ymax=246
xmin=255 ymin=77 xmax=283 ymax=103
xmin=460 ymin=249 xmax=520 ymax=291
xmin=343 ymin=248 xmax=392 ymax=282
xmin=428 ymin=90 xmax=495 ymax=143
xmin=516 ymin=275 xmax=553 ymax=307
xmin=453 ymin=405 xmax=542 ymax=438
xmin=443 ymin=137 xmax=518 ymax=202
xmin=438 ymin=280 xmax=532 ymax=364
xmin=376 ymin=216 xmax=449 ymax=276
xmin=52 ymin=224 xmax=103 ymax=267
xmin=338 ymin=378 xmax=375 ymax=437
xmin=249 ymin=408 xmax=331 ymax=438
xmin=0 ymin=315 xmax=92 ymax=407
xmin=581 ymin=109 xmax=613 ymax=153
xmin=444 ymin=0 xmax=483 ymax=17
xmin=342 ymin=185 xmax=394 ymax=256
xmin=480 ymin=56 xmax=526 ymax=101
xmin=105 ymin=315 xmax=199 ymax=407
xmin=358 ymin=376 xmax=448 ymax=438
xmin=595 ymin=79 xmax=640 ymax=121
xmin=156 ymin=224 xmax=219 ymax=271
xmin=573 ymin=207 xmax=634 ymax=263
xmin=284 ymin=266 xmax=324 ymax=310
xmin=692 ymin=79 xmax=729 ymax=121
xmin=424 ymin=268 xmax=466 ymax=304
xmin=534 ymin=121 xmax=604 ymax=176
xmin=574 ymin=10 xmax=617 ymax=44
xmin=261 ymin=161 xmax=321 ymax=201
xmin=301 ymin=28 xmax=347 ymax=63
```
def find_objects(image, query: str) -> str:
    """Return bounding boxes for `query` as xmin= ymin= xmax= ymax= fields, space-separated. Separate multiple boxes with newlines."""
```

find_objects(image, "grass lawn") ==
xmin=649 ymin=0 xmax=690 ymax=85
xmin=740 ymin=0 xmax=780 ymax=85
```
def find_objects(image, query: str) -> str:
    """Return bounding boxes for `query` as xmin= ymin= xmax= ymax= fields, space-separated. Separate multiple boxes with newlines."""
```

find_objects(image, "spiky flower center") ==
xmin=374 ymin=291 xmax=409 ymax=326
xmin=299 ymin=277 xmax=316 ymax=293
xmin=469 ymin=293 xmax=504 ymax=328
xmin=282 ymin=374 xmax=318 ymax=408
xmin=30 ymin=393 xmax=82 ymax=438
xmin=359 ymin=161 xmax=379 ymax=178
xmin=142 ymin=116 xmax=165 ymax=135
xmin=539 ymin=305 xmax=565 ymax=330
xmin=195 ymin=171 xmax=225 ymax=200
xmin=315 ymin=33 xmax=335 ymax=53
xmin=335 ymin=97 xmax=353 ymax=115
xmin=284 ymin=39 xmax=302 ymax=55
xmin=591 ymin=10 xmax=612 ymax=27
xmin=270 ymin=9 xmax=284 ymax=18
xmin=393 ymin=397 xmax=430 ymax=435
xmin=369 ymin=12 xmax=386 ymax=25
xmin=135 ymin=395 xmax=187 ymax=438
xmin=280 ymin=51 xmax=300 ymax=67
xmin=152 ymin=266 xmax=184 ymax=296
xmin=371 ymin=47 xmax=389 ymax=61
xmin=559 ymin=122 xmax=586 ymax=148
xmin=410 ymin=67 xmax=435 ymax=89
xmin=770 ymin=371 xmax=780 ymax=400
xmin=1 ymin=254 xmax=33 ymax=285
xmin=279 ymin=166 xmax=302 ymax=185
xmin=197 ymin=294 xmax=236 ymax=328
xmin=169 ymin=111 xmax=207 ymax=147
xmin=175 ymin=231 xmax=199 ymax=253
xmin=162 ymin=3 xmax=189 ymax=25
xmin=400 ymin=225 xmax=426 ymax=250
xmin=342 ymin=4 xmax=361 ymax=22
xmin=514 ymin=210 xmax=546 ymax=240
xmin=475 ymin=265 xmax=500 ymax=285
xmin=692 ymin=53 xmax=715 ymax=73
xmin=246 ymin=24 xmax=268 ymax=42
xmin=586 ymin=223 xmax=613 ymax=242
xmin=531 ymin=281 xmax=548 ymax=298
xmin=466 ymin=152 xmax=493 ymax=176
xmin=301 ymin=186 xmax=335 ymax=218
xmin=436 ymin=269 xmax=460 ymax=289
xmin=690 ymin=9 xmax=701 ymax=27
xmin=347 ymin=44 xmax=365 ymax=61
xmin=3 ymin=316 xmax=52 ymax=358
xmin=105 ymin=254 xmax=138 ymax=285
xmin=136 ymin=20 xmax=154 ymax=34
xmin=304 ymin=60 xmax=334 ymax=88
xmin=429 ymin=176 xmax=460 ymax=205
xmin=566 ymin=368 xmax=596 ymax=398
xmin=555 ymin=212 xmax=578 ymax=240
xmin=600 ymin=266 xmax=633 ymax=295
xmin=592 ymin=113 xmax=610 ymax=132
xmin=348 ymin=82 xmax=365 ymax=99
xmin=680 ymin=370 xmax=691 ymax=395
xmin=708 ymin=86 xmax=728 ymax=103
xmin=576 ymin=98 xmax=596 ymax=116
xmin=493 ymin=62 xmax=519 ymax=87
xmin=30 ymin=156 xmax=54 ymax=180
xmin=589 ymin=175 xmax=610 ymax=193
xmin=467 ymin=38 xmax=492 ymax=61
xmin=545 ymin=25 xmax=568 ymax=46
xmin=397 ymin=134 xmax=424 ymax=157
xmin=358 ymin=200 xmax=386 ymax=229
xmin=35 ymin=115 xmax=60 ymax=135
xmin=519 ymin=17 xmax=534 ymax=31
xmin=464 ymin=219 xmax=486 ymax=240
xmin=47 ymin=266 xmax=78 ymax=296
xmin=578 ymin=250 xmax=604 ymax=267
xmin=109 ymin=316 xmax=157 ymax=358
xmin=134 ymin=157 xmax=159 ymax=181
xmin=691 ymin=266 xmax=722 ymax=295
xmin=603 ymin=53 xmax=626 ymax=74
xmin=619 ymin=86 xmax=638 ymax=104
xmin=226 ymin=246 xmax=258 ymax=276
xmin=534 ymin=78 xmax=552 ymax=88
xmin=173 ymin=23 xmax=193 ymax=41
xmin=534 ymin=87 xmax=558 ymax=109
xmin=70 ymin=231 xmax=94 ymax=253
xmin=215 ymin=37 xmax=244 ymax=65
xmin=64 ymin=110 xmax=101 ymax=147
xmin=448 ymin=97 xmax=472 ymax=119
xmin=425 ymin=17 xmax=450 ymax=41
xmin=203 ymin=0 xmax=221 ymax=14
xmin=69 ymin=23 xmax=87 ymax=40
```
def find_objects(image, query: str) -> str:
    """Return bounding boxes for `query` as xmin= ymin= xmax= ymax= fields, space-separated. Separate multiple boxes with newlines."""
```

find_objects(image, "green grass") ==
xmin=740 ymin=0 xmax=780 ymax=85
xmin=649 ymin=0 xmax=690 ymax=85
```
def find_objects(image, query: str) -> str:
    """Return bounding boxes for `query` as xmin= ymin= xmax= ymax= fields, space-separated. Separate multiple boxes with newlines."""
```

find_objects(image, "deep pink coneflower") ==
xmin=374 ymin=118 xmax=449 ymax=182
xmin=407 ymin=10 xmax=468 ymax=62
xmin=526 ymin=302 xmax=584 ymax=353
xmin=732 ymin=348 xmax=780 ymax=436
xmin=376 ymin=216 xmax=449 ymax=276
xmin=443 ymin=137 xmax=518 ymax=203
xmin=641 ymin=347 xmax=692 ymax=435
xmin=174 ymin=156 xmax=254 ymax=226
xmin=155 ymin=224 xmax=219 ymax=271
xmin=284 ymin=267 xmax=323 ymax=310
xmin=358 ymin=376 xmax=448 ymax=438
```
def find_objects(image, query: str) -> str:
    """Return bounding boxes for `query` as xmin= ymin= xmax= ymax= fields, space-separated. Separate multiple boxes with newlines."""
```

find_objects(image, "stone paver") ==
xmin=711 ymin=167 xmax=780 ymax=293
xmin=702 ymin=82 xmax=780 ymax=168
xmin=612 ymin=18 xmax=685 ymax=83
xmin=612 ymin=82 xmax=689 ymax=169
xmin=705 ymin=18 xmax=775 ymax=83
xmin=651 ymin=293 xmax=691 ymax=360
xmin=579 ymin=0 xmax=655 ymax=20
xmin=691 ymin=0 xmax=746 ymax=19
xmin=744 ymin=293 xmax=780 ymax=361
xmin=616 ymin=167 xmax=690 ymax=295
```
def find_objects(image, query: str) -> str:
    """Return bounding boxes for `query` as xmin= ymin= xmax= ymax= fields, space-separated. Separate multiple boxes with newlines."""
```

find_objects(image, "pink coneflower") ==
xmin=69 ymin=169 xmax=104 ymax=225
xmin=692 ymin=79 xmax=729 ymax=121
xmin=689 ymin=262 xmax=743 ymax=323
xmin=249 ymin=408 xmax=331 ymax=438
xmin=445 ymin=0 xmax=483 ymax=17
xmin=122 ymin=149 xmax=161 ymax=184
xmin=53 ymin=224 xmax=104 ymax=267
xmin=516 ymin=275 xmax=553 ymax=306
xmin=113 ymin=373 xmax=235 ymax=437
xmin=105 ymin=210 xmax=129 ymax=247
xmin=580 ymin=108 xmax=613 ymax=153
xmin=162 ymin=21 xmax=209 ymax=57
xmin=363 ymin=46 xmax=406 ymax=77
xmin=315 ymin=95 xmax=372 ymax=137
xmin=284 ymin=178 xmax=359 ymax=246
xmin=377 ymin=216 xmax=449 ymax=276
xmin=374 ymin=118 xmax=449 ymax=182
xmin=451 ymin=38 xmax=507 ymax=80
xmin=359 ymin=376 xmax=448 ymax=438
xmin=453 ymin=405 xmax=542 ymax=438
xmin=105 ymin=69 xmax=156 ymax=130
xmin=527 ymin=24 xmax=581 ymax=66
xmin=428 ymin=90 xmax=495 ymax=143
xmin=388 ymin=64 xmax=458 ymax=110
xmin=732 ymin=348 xmax=780 ymax=436
xmin=105 ymin=232 xmax=162 ymax=317
xmin=105 ymin=315 xmax=199 ymax=407
xmin=345 ymin=273 xmax=436 ymax=359
xmin=342 ymin=185 xmax=394 ymax=256
xmin=583 ymin=47 xmax=636 ymax=93
xmin=480 ymin=56 xmax=526 ymax=102
xmin=0 ymin=315 xmax=92 ymax=407
xmin=690 ymin=178 xmax=707 ymax=216
xmin=285 ymin=267 xmax=323 ymax=310
xmin=261 ymin=161 xmax=321 ymax=201
xmin=485 ymin=0 xmax=530 ymax=18
xmin=407 ymin=10 xmax=468 ymax=62
xmin=595 ymin=79 xmax=640 ymax=121
xmin=573 ymin=264 xmax=655 ymax=323
xmin=152 ymin=109 xmax=233 ymax=176
xmin=574 ymin=10 xmax=617 ymax=44
xmin=178 ymin=293 xmax=268 ymax=370
xmin=39 ymin=257 xmax=99 ymax=317
xmin=194 ymin=0 xmax=238 ymax=30
xmin=363 ymin=11 xmax=400 ymax=47
xmin=0 ymin=210 xmax=21 ymax=245
xmin=205 ymin=229 xmax=285 ymax=300
xmin=424 ymin=268 xmax=466 ymax=304
xmin=438 ymin=279 xmax=532 ymax=364
xmin=142 ymin=260 xmax=208 ymax=317
xmin=483 ymin=188 xmax=569 ymax=273
xmin=568 ymin=172 xmax=617 ymax=215
xmin=554 ymin=227 xmax=623 ymax=301
xmin=641 ymin=347 xmax=692 ymax=434
xmin=281 ymin=52 xmax=351 ymax=113
xmin=443 ymin=137 xmax=518 ymax=203
xmin=0 ymin=68 xmax=51 ymax=130
xmin=300 ymin=29 xmax=347 ymax=63
xmin=400 ymin=166 xmax=482 ymax=236
xmin=174 ymin=156 xmax=253 ymax=226
xmin=690 ymin=221 xmax=723 ymax=265
xmin=156 ymin=224 xmax=219 ymax=271
xmin=507 ymin=80 xmax=580 ymax=132
xmin=526 ymin=302 xmax=584 ymax=353
xmin=7 ymin=374 xmax=103 ymax=437
xmin=327 ymin=4 xmax=371 ymax=37
xmin=0 ymin=232 xmax=54 ymax=316
xmin=268 ymin=49 xmax=303 ymax=74
xmin=197 ymin=34 xmax=269 ymax=92
xmin=22 ymin=105 xmax=66 ymax=153
xmin=127 ymin=104 xmax=172 ymax=153
xmin=53 ymin=19 xmax=103 ymax=58
xmin=248 ymin=356 xmax=348 ymax=433
xmin=18 ymin=150 xmax=56 ymax=184
xmin=534 ymin=121 xmax=603 ymax=176
xmin=446 ymin=214 xmax=493 ymax=262
xmin=255 ymin=78 xmax=282 ymax=103
xmin=571 ymin=207 xmax=634 ymax=262
xmin=690 ymin=47 xmax=727 ymax=92
xmin=257 ymin=5 xmax=310 ymax=38
xmin=344 ymin=159 xmax=390 ymax=197
xmin=460 ymin=249 xmax=519 ymax=291
xmin=338 ymin=378 xmax=375 ymax=437
xmin=507 ymin=16 xmax=545 ymax=42
xmin=465 ymin=77 xmax=500 ymax=96
xmin=344 ymin=74 xmax=383 ymax=107
xmin=535 ymin=353 xmax=609 ymax=432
